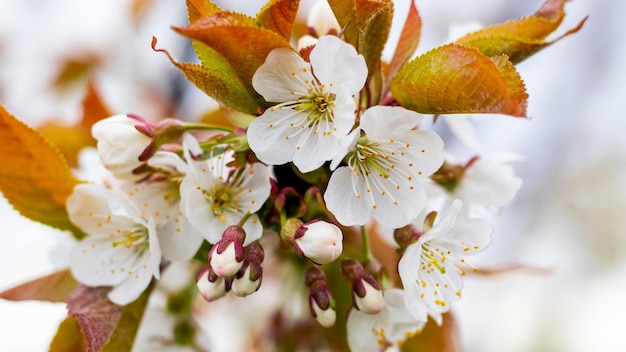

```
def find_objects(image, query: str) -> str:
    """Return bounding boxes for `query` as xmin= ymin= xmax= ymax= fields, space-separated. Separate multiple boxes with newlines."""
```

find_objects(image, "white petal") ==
xmin=324 ymin=167 xmax=372 ymax=226
xmin=371 ymin=179 xmax=427 ymax=228
xmin=67 ymin=184 xmax=136 ymax=236
xmin=247 ymin=108 xmax=307 ymax=166
xmin=397 ymin=243 xmax=429 ymax=322
xmin=241 ymin=214 xmax=263 ymax=245
xmin=107 ymin=264 xmax=153 ymax=305
xmin=310 ymin=36 xmax=367 ymax=94
xmin=157 ymin=215 xmax=204 ymax=261
xmin=347 ymin=309 xmax=379 ymax=352
xmin=252 ymin=48 xmax=312 ymax=102
xmin=360 ymin=106 xmax=422 ymax=141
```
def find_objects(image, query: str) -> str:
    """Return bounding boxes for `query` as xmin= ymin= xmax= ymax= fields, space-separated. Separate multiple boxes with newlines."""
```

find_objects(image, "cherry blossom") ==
xmin=247 ymin=35 xmax=367 ymax=173
xmin=324 ymin=106 xmax=444 ymax=228
xmin=397 ymin=200 xmax=492 ymax=324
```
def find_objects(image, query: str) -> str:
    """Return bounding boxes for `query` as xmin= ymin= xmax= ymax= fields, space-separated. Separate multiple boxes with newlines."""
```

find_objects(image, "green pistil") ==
xmin=350 ymin=140 xmax=390 ymax=178
xmin=424 ymin=252 xmax=446 ymax=274
xmin=112 ymin=228 xmax=148 ymax=248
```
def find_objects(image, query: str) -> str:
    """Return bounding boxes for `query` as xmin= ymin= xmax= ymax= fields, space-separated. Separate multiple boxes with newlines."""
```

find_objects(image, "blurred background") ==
xmin=1 ymin=0 xmax=624 ymax=350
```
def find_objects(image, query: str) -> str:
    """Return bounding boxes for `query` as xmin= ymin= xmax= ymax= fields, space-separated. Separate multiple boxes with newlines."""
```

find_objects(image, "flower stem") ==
xmin=360 ymin=225 xmax=371 ymax=262
xmin=182 ymin=123 xmax=233 ymax=133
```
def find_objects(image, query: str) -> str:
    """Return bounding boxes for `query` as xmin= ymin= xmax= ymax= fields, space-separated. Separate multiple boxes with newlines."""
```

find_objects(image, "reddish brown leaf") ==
xmin=383 ymin=0 xmax=421 ymax=100
xmin=186 ymin=0 xmax=220 ymax=24
xmin=0 ymin=104 xmax=82 ymax=233
xmin=152 ymin=37 xmax=260 ymax=115
xmin=256 ymin=0 xmax=300 ymax=38
xmin=67 ymin=285 xmax=123 ymax=352
xmin=0 ymin=269 xmax=77 ymax=303
xmin=390 ymin=44 xmax=528 ymax=117
xmin=81 ymin=81 xmax=112 ymax=130
xmin=455 ymin=0 xmax=586 ymax=64
xmin=173 ymin=13 xmax=291 ymax=89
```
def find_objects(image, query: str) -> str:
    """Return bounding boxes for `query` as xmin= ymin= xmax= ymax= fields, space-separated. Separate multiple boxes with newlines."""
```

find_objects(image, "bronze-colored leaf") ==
xmin=455 ymin=0 xmax=587 ymax=64
xmin=0 ymin=269 xmax=78 ymax=303
xmin=186 ymin=0 xmax=220 ymax=24
xmin=0 ymin=104 xmax=82 ymax=234
xmin=390 ymin=44 xmax=528 ymax=117
xmin=256 ymin=0 xmax=300 ymax=38
xmin=49 ymin=317 xmax=86 ymax=352
xmin=152 ymin=37 xmax=260 ymax=115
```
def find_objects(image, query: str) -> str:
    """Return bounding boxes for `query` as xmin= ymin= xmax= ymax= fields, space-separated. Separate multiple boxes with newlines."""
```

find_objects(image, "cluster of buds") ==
xmin=305 ymin=267 xmax=336 ymax=328
xmin=341 ymin=259 xmax=384 ymax=315
xmin=196 ymin=226 xmax=264 ymax=301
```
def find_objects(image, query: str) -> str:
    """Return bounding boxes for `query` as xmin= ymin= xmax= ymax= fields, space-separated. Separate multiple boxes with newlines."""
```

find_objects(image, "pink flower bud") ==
xmin=311 ymin=298 xmax=336 ymax=328
xmin=196 ymin=266 xmax=227 ymax=302
xmin=232 ymin=242 xmax=264 ymax=297
xmin=294 ymin=220 xmax=343 ymax=265
xmin=305 ymin=267 xmax=336 ymax=328
xmin=354 ymin=280 xmax=384 ymax=314
xmin=341 ymin=259 xmax=384 ymax=314
xmin=209 ymin=226 xmax=246 ymax=277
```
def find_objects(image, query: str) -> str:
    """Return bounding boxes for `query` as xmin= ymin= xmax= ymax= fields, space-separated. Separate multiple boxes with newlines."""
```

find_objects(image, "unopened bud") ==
xmin=394 ymin=224 xmax=422 ymax=249
xmin=209 ymin=226 xmax=246 ymax=277
xmin=294 ymin=220 xmax=343 ymax=265
xmin=232 ymin=242 xmax=264 ymax=297
xmin=196 ymin=265 xmax=227 ymax=302
xmin=280 ymin=218 xmax=303 ymax=245
xmin=305 ymin=267 xmax=336 ymax=328
xmin=341 ymin=259 xmax=384 ymax=314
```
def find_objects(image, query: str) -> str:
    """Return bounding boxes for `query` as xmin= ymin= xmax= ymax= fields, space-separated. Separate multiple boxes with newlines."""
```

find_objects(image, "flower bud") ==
xmin=232 ymin=242 xmax=264 ymax=297
xmin=294 ymin=220 xmax=343 ymax=265
xmin=209 ymin=226 xmax=246 ymax=277
xmin=196 ymin=265 xmax=227 ymax=302
xmin=92 ymin=114 xmax=152 ymax=176
xmin=305 ymin=267 xmax=336 ymax=328
xmin=341 ymin=259 xmax=384 ymax=314
xmin=394 ymin=224 xmax=422 ymax=249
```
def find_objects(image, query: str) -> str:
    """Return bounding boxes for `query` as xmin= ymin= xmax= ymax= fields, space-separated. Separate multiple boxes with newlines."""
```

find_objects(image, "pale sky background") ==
xmin=1 ymin=0 xmax=625 ymax=351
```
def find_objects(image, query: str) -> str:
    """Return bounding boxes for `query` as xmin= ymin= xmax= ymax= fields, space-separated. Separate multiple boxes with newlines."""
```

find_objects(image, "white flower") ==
xmin=296 ymin=1 xmax=341 ymax=49
xmin=294 ymin=220 xmax=343 ymax=265
xmin=67 ymin=183 xmax=162 ymax=305
xmin=92 ymin=114 xmax=152 ymax=176
xmin=247 ymin=35 xmax=368 ymax=173
xmin=179 ymin=134 xmax=271 ymax=245
xmin=397 ymin=200 xmax=492 ymax=324
xmin=324 ymin=106 xmax=444 ymax=228
xmin=347 ymin=288 xmax=426 ymax=351
xmin=452 ymin=153 xmax=523 ymax=215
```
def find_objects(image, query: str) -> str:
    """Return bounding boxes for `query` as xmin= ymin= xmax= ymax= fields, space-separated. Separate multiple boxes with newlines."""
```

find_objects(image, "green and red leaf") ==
xmin=186 ymin=0 xmax=220 ymax=24
xmin=256 ymin=0 xmax=300 ymax=39
xmin=49 ymin=317 xmax=86 ymax=352
xmin=0 ymin=104 xmax=82 ymax=234
xmin=153 ymin=37 xmax=260 ymax=115
xmin=390 ymin=44 xmax=528 ymax=117
xmin=0 ymin=269 xmax=78 ymax=303
xmin=455 ymin=0 xmax=587 ymax=64
xmin=383 ymin=0 xmax=421 ymax=99
xmin=65 ymin=284 xmax=150 ymax=352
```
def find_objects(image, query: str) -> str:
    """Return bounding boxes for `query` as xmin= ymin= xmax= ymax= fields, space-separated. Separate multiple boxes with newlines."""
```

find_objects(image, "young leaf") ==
xmin=455 ymin=0 xmax=587 ymax=64
xmin=173 ymin=13 xmax=291 ymax=108
xmin=256 ymin=0 xmax=300 ymax=39
xmin=152 ymin=37 xmax=260 ymax=115
xmin=66 ymin=284 xmax=151 ymax=352
xmin=390 ymin=44 xmax=528 ymax=117
xmin=0 ymin=269 xmax=78 ymax=303
xmin=0 ymin=104 xmax=82 ymax=234
xmin=383 ymin=0 xmax=421 ymax=100
xmin=67 ymin=285 xmax=123 ymax=352
xmin=186 ymin=0 xmax=220 ymax=24
xmin=49 ymin=317 xmax=86 ymax=352
xmin=329 ymin=0 xmax=393 ymax=105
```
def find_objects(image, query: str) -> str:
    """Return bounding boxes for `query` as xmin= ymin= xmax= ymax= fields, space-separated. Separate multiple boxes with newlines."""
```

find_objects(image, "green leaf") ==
xmin=256 ymin=0 xmax=300 ymax=38
xmin=390 ymin=44 xmax=528 ymax=117
xmin=0 ymin=269 xmax=78 ymax=303
xmin=328 ymin=0 xmax=393 ymax=105
xmin=49 ymin=317 xmax=86 ymax=352
xmin=0 ymin=104 xmax=82 ymax=235
xmin=152 ymin=37 xmax=260 ymax=115
xmin=383 ymin=0 xmax=421 ymax=100
xmin=455 ymin=0 xmax=587 ymax=64
xmin=173 ymin=13 xmax=291 ymax=110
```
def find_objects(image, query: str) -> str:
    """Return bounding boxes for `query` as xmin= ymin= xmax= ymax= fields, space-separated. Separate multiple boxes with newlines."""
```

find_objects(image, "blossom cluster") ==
xmin=55 ymin=2 xmax=535 ymax=350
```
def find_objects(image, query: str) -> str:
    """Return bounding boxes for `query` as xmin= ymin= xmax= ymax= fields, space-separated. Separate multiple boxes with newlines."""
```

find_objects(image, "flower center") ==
xmin=204 ymin=184 xmax=240 ymax=222
xmin=112 ymin=226 xmax=149 ymax=253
